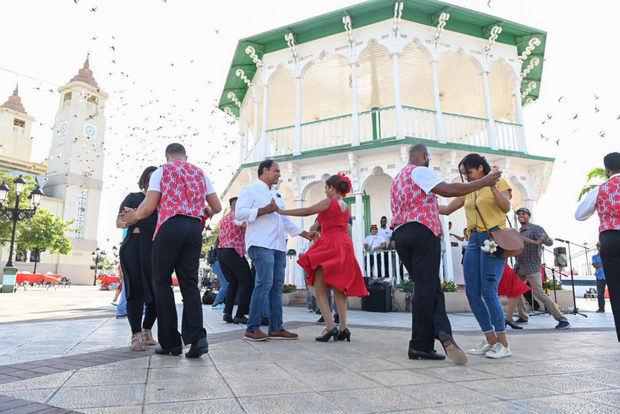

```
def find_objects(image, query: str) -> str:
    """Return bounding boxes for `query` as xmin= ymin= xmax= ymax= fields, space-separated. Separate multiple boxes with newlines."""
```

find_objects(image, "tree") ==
xmin=201 ymin=211 xmax=226 ymax=259
xmin=0 ymin=171 xmax=39 ymax=243
xmin=577 ymin=168 xmax=608 ymax=201
xmin=17 ymin=209 xmax=74 ymax=273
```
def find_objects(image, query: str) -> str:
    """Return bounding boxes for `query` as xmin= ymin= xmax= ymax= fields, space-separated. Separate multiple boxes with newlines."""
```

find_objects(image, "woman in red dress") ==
xmin=499 ymin=263 xmax=531 ymax=329
xmin=277 ymin=174 xmax=368 ymax=342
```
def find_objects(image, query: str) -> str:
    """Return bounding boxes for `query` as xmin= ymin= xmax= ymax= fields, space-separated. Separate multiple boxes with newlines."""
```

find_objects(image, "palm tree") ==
xmin=577 ymin=168 xmax=608 ymax=201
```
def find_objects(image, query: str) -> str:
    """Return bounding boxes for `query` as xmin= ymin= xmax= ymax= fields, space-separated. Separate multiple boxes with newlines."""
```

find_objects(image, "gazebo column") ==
xmin=481 ymin=70 xmax=497 ymax=149
xmin=261 ymin=85 xmax=270 ymax=159
xmin=351 ymin=63 xmax=361 ymax=146
xmin=513 ymin=78 xmax=527 ymax=153
xmin=439 ymin=213 xmax=454 ymax=282
xmin=252 ymin=100 xmax=260 ymax=161
xmin=240 ymin=124 xmax=247 ymax=165
xmin=430 ymin=59 xmax=445 ymax=143
xmin=294 ymin=76 xmax=302 ymax=155
xmin=391 ymin=53 xmax=405 ymax=139
xmin=294 ymin=198 xmax=305 ymax=286
xmin=354 ymin=191 xmax=365 ymax=268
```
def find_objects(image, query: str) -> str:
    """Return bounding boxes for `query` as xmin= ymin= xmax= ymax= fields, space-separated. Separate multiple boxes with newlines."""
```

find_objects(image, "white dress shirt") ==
xmin=379 ymin=227 xmax=393 ymax=243
xmin=575 ymin=172 xmax=620 ymax=221
xmin=364 ymin=234 xmax=386 ymax=250
xmin=235 ymin=180 xmax=302 ymax=252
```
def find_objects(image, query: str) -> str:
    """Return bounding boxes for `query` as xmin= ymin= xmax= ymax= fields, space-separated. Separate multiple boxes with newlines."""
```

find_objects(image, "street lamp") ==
xmin=0 ymin=177 xmax=43 ymax=268
xmin=91 ymin=248 xmax=106 ymax=286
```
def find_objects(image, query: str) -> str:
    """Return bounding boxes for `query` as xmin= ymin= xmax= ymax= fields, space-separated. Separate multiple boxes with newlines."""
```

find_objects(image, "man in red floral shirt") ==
xmin=119 ymin=143 xmax=222 ymax=358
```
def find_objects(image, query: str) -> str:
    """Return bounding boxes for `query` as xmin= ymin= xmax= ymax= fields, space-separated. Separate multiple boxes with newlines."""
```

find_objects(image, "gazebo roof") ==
xmin=218 ymin=0 xmax=546 ymax=116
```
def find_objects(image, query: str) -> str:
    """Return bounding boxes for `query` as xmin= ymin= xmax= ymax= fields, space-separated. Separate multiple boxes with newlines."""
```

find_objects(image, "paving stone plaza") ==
xmin=0 ymin=287 xmax=617 ymax=413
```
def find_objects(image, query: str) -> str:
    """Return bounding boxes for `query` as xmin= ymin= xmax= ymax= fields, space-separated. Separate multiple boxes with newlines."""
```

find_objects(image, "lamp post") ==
xmin=0 ymin=176 xmax=43 ymax=293
xmin=91 ymin=248 xmax=106 ymax=286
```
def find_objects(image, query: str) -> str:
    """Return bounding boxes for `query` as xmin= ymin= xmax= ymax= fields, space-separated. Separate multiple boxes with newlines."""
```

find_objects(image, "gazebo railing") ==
xmin=264 ymin=106 xmax=523 ymax=158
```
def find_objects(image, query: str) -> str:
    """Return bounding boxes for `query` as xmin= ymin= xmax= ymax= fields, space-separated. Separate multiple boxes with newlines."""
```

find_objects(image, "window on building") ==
xmin=13 ymin=118 xmax=25 ymax=128
xmin=87 ymin=95 xmax=97 ymax=105
xmin=63 ymin=92 xmax=72 ymax=108
xmin=75 ymin=192 xmax=87 ymax=238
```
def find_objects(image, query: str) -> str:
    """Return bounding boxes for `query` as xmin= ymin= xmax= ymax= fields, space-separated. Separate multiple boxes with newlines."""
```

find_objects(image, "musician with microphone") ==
xmin=513 ymin=208 xmax=570 ymax=329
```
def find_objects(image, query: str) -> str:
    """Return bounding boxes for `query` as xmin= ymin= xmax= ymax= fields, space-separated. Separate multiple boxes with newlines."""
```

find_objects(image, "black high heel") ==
xmin=506 ymin=319 xmax=523 ymax=330
xmin=315 ymin=327 xmax=339 ymax=342
xmin=337 ymin=328 xmax=351 ymax=342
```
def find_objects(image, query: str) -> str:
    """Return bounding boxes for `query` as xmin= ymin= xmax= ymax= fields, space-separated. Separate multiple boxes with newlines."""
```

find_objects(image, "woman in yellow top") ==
xmin=440 ymin=154 xmax=512 ymax=359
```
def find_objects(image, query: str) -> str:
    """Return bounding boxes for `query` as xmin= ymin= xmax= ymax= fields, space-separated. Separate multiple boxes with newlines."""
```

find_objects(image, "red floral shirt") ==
xmin=390 ymin=164 xmax=442 ymax=237
xmin=154 ymin=160 xmax=209 ymax=239
xmin=218 ymin=211 xmax=246 ymax=257
xmin=597 ymin=175 xmax=620 ymax=233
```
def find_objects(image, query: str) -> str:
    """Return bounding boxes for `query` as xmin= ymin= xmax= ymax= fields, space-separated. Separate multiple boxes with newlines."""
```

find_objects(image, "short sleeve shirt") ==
xmin=462 ymin=178 xmax=512 ymax=233
xmin=364 ymin=234 xmax=385 ymax=250
xmin=411 ymin=166 xmax=443 ymax=194
xmin=148 ymin=166 xmax=215 ymax=195
xmin=593 ymin=254 xmax=605 ymax=280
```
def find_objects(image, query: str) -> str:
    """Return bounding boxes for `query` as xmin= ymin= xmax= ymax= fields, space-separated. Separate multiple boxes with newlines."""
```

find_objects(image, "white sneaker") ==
xmin=467 ymin=340 xmax=492 ymax=355
xmin=485 ymin=342 xmax=512 ymax=359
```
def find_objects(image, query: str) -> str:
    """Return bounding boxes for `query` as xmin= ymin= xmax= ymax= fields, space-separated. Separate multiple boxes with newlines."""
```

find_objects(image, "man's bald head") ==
xmin=409 ymin=143 xmax=430 ymax=167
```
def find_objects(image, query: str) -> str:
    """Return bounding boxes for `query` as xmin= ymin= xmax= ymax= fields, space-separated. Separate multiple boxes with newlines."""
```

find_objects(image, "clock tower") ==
xmin=44 ymin=55 xmax=108 ymax=275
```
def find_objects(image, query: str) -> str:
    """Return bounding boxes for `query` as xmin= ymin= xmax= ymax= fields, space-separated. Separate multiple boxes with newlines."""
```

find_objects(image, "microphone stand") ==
xmin=557 ymin=239 xmax=587 ymax=318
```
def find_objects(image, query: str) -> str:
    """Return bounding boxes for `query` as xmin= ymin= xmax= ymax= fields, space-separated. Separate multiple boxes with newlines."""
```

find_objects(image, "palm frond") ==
xmin=577 ymin=184 xmax=598 ymax=201
xmin=585 ymin=168 xmax=607 ymax=182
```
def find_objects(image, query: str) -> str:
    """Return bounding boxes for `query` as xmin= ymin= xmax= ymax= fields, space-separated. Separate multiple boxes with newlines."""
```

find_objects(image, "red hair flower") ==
xmin=337 ymin=173 xmax=352 ymax=197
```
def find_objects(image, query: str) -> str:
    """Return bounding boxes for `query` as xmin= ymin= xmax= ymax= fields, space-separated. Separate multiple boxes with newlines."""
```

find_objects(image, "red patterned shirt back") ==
xmin=218 ymin=211 xmax=246 ymax=257
xmin=596 ymin=175 xmax=620 ymax=233
xmin=155 ymin=160 xmax=208 ymax=239
xmin=390 ymin=164 xmax=442 ymax=236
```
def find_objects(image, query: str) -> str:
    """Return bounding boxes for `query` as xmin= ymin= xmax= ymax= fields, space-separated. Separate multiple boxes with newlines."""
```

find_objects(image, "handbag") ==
xmin=474 ymin=192 xmax=523 ymax=258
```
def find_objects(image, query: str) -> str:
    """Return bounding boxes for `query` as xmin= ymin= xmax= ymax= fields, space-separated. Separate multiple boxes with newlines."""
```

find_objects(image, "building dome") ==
xmin=0 ymin=84 xmax=28 ymax=115
xmin=68 ymin=54 xmax=99 ymax=88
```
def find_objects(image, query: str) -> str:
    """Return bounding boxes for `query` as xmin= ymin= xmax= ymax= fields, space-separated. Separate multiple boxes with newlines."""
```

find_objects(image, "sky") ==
xmin=1 ymin=0 xmax=618 ymax=253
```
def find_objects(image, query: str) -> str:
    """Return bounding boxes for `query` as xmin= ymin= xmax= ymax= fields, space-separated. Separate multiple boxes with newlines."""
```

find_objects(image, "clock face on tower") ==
xmin=83 ymin=123 xmax=97 ymax=139
xmin=58 ymin=121 xmax=68 ymax=136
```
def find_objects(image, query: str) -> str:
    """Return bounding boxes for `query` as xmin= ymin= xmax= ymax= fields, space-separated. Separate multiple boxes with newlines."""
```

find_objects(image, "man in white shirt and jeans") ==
xmin=236 ymin=160 xmax=317 ymax=341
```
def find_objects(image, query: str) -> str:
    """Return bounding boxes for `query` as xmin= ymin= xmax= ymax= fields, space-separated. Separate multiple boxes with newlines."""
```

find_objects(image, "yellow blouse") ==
xmin=462 ymin=178 xmax=512 ymax=233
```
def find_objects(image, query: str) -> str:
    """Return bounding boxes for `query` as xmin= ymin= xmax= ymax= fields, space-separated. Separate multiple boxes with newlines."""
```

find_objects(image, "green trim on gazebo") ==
xmin=220 ymin=138 xmax=554 ymax=198
xmin=218 ymin=0 xmax=546 ymax=117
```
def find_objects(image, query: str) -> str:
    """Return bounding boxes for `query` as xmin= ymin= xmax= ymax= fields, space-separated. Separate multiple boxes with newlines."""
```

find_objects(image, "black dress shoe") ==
xmin=233 ymin=315 xmax=248 ymax=324
xmin=408 ymin=348 xmax=445 ymax=360
xmin=315 ymin=327 xmax=339 ymax=342
xmin=185 ymin=338 xmax=208 ymax=358
xmin=437 ymin=331 xmax=467 ymax=365
xmin=506 ymin=319 xmax=523 ymax=330
xmin=223 ymin=313 xmax=233 ymax=323
xmin=261 ymin=317 xmax=269 ymax=326
xmin=155 ymin=345 xmax=182 ymax=355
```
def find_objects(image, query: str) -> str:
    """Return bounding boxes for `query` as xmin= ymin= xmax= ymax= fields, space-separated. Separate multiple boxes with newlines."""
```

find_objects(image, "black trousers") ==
xmin=121 ymin=233 xmax=156 ymax=334
xmin=394 ymin=222 xmax=452 ymax=351
xmin=597 ymin=279 xmax=607 ymax=311
xmin=152 ymin=216 xmax=206 ymax=349
xmin=218 ymin=247 xmax=253 ymax=318
xmin=600 ymin=230 xmax=620 ymax=341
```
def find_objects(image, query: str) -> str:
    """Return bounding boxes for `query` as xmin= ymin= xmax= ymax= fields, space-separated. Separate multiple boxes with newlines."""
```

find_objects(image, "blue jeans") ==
xmin=117 ymin=286 xmax=127 ymax=316
xmin=212 ymin=261 xmax=228 ymax=305
xmin=246 ymin=246 xmax=286 ymax=333
xmin=464 ymin=228 xmax=507 ymax=334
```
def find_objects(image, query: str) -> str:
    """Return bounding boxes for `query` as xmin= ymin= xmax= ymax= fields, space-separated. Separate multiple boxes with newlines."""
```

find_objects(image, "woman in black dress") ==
xmin=116 ymin=166 xmax=158 ymax=351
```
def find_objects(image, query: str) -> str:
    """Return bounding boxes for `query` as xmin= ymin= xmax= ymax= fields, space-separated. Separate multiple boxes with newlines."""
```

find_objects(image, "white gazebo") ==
xmin=219 ymin=0 xmax=553 ymax=286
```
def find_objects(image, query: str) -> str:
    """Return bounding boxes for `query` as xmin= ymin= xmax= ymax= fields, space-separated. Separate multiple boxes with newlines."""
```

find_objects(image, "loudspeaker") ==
xmin=362 ymin=281 xmax=392 ymax=312
xmin=553 ymin=247 xmax=567 ymax=268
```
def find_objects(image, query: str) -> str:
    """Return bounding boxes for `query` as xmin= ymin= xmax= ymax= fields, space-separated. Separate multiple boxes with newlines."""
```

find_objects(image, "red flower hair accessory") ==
xmin=337 ymin=173 xmax=352 ymax=197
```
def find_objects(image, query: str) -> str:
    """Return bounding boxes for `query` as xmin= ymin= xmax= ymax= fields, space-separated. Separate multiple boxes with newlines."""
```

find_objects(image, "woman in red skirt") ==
xmin=277 ymin=174 xmax=368 ymax=342
xmin=499 ymin=263 xmax=531 ymax=329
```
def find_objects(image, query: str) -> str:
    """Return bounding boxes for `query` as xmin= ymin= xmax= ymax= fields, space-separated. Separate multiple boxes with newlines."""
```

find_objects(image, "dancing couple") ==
xmin=236 ymin=160 xmax=367 ymax=342
xmin=118 ymin=143 xmax=222 ymax=358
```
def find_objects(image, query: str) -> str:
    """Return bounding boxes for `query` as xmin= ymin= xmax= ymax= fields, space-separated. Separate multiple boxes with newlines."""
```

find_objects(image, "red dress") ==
xmin=498 ymin=263 xmax=531 ymax=298
xmin=298 ymin=199 xmax=368 ymax=297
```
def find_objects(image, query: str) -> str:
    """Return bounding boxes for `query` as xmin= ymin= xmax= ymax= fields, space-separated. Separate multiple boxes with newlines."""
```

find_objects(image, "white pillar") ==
xmin=513 ymin=78 xmax=527 ymax=153
xmin=351 ymin=63 xmax=361 ymax=146
xmin=354 ymin=191 xmax=365 ymax=268
xmin=239 ymin=126 xmax=245 ymax=165
xmin=262 ymin=85 xmax=270 ymax=159
xmin=295 ymin=199 xmax=305 ymax=286
xmin=391 ymin=54 xmax=405 ymax=139
xmin=294 ymin=76 xmax=302 ymax=155
xmin=481 ymin=70 xmax=497 ymax=149
xmin=431 ymin=59 xmax=445 ymax=143
xmin=253 ymin=101 xmax=260 ymax=161
xmin=440 ymin=214 xmax=454 ymax=282
xmin=242 ymin=125 xmax=249 ymax=162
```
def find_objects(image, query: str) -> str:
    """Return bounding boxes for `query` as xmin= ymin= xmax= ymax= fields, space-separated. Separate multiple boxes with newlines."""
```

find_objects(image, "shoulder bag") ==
xmin=474 ymin=192 xmax=523 ymax=258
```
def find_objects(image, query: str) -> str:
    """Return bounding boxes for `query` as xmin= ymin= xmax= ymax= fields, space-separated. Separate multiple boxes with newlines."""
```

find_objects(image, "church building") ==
xmin=0 ymin=56 xmax=107 ymax=285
